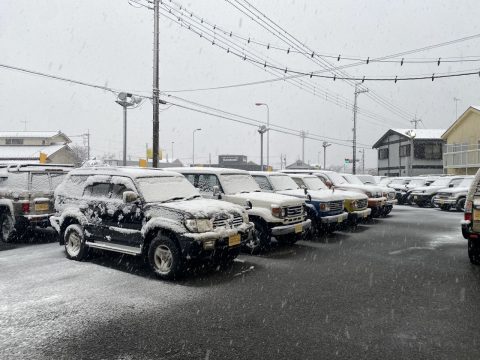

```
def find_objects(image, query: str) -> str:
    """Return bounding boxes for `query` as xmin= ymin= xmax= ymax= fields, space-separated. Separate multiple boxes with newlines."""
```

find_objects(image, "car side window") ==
xmin=197 ymin=174 xmax=221 ymax=194
xmin=30 ymin=173 xmax=50 ymax=192
xmin=84 ymin=183 xmax=111 ymax=198
xmin=292 ymin=178 xmax=304 ymax=188
xmin=49 ymin=173 xmax=66 ymax=189
xmin=111 ymin=184 xmax=129 ymax=200
xmin=450 ymin=179 xmax=462 ymax=187
xmin=111 ymin=177 xmax=136 ymax=200
xmin=253 ymin=176 xmax=273 ymax=191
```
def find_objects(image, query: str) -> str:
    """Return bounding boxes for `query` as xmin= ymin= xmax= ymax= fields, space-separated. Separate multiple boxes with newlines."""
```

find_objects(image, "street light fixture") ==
xmin=322 ymin=141 xmax=331 ymax=170
xmin=255 ymin=103 xmax=270 ymax=169
xmin=116 ymin=92 xmax=142 ymax=166
xmin=192 ymin=128 xmax=202 ymax=166
xmin=258 ymin=125 xmax=268 ymax=171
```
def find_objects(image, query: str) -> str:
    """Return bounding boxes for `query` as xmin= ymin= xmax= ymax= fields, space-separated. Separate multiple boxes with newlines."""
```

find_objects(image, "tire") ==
xmin=406 ymin=194 xmax=414 ymax=206
xmin=147 ymin=234 xmax=183 ymax=280
xmin=243 ymin=219 xmax=270 ymax=254
xmin=468 ymin=238 xmax=480 ymax=265
xmin=456 ymin=198 xmax=466 ymax=212
xmin=277 ymin=233 xmax=298 ymax=245
xmin=0 ymin=213 xmax=16 ymax=243
xmin=430 ymin=197 xmax=438 ymax=208
xmin=64 ymin=224 xmax=88 ymax=261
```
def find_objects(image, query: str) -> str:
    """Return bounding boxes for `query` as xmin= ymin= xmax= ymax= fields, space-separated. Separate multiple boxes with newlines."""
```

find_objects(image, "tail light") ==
xmin=22 ymin=202 xmax=30 ymax=213
xmin=465 ymin=200 xmax=473 ymax=221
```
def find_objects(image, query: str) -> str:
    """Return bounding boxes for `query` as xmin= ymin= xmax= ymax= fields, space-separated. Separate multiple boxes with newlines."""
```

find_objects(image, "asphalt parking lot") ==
xmin=1 ymin=206 xmax=480 ymax=360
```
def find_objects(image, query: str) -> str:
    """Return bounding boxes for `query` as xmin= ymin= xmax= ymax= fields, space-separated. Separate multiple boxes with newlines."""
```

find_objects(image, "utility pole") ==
xmin=454 ymin=97 xmax=461 ymax=119
xmin=280 ymin=154 xmax=283 ymax=170
xmin=255 ymin=103 xmax=270 ymax=168
xmin=300 ymin=130 xmax=307 ymax=163
xmin=410 ymin=117 xmax=422 ymax=129
xmin=85 ymin=130 xmax=90 ymax=160
xmin=171 ymin=141 xmax=174 ymax=162
xmin=152 ymin=0 xmax=160 ymax=168
xmin=359 ymin=149 xmax=365 ymax=174
xmin=322 ymin=141 xmax=331 ymax=170
xmin=258 ymin=125 xmax=267 ymax=170
xmin=192 ymin=128 xmax=201 ymax=166
xmin=352 ymin=84 xmax=368 ymax=174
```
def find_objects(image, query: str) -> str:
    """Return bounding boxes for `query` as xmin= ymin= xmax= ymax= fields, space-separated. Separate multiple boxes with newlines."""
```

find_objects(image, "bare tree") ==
xmin=70 ymin=144 xmax=88 ymax=167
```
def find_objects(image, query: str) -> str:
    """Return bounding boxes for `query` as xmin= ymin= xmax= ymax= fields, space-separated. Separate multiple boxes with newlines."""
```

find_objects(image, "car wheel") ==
xmin=64 ymin=224 xmax=88 ymax=260
xmin=406 ymin=195 xmax=414 ymax=205
xmin=148 ymin=234 xmax=183 ymax=280
xmin=243 ymin=219 xmax=270 ymax=254
xmin=456 ymin=198 xmax=466 ymax=212
xmin=468 ymin=238 xmax=480 ymax=265
xmin=0 ymin=213 xmax=16 ymax=243
xmin=430 ymin=197 xmax=438 ymax=208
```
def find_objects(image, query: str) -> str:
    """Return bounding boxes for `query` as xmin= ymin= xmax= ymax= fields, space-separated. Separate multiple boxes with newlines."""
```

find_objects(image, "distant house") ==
xmin=286 ymin=160 xmax=314 ymax=170
xmin=372 ymin=129 xmax=445 ymax=177
xmin=442 ymin=106 xmax=480 ymax=175
xmin=0 ymin=131 xmax=76 ymax=165
xmin=103 ymin=158 xmax=184 ymax=168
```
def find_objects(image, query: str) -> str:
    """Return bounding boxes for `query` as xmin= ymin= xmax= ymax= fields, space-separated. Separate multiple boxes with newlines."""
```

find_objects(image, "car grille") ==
xmin=356 ymin=198 xmax=368 ymax=209
xmin=329 ymin=200 xmax=343 ymax=212
xmin=372 ymin=192 xmax=382 ymax=198
xmin=436 ymin=192 xmax=450 ymax=199
xmin=388 ymin=192 xmax=395 ymax=200
xmin=212 ymin=214 xmax=243 ymax=229
xmin=285 ymin=205 xmax=303 ymax=218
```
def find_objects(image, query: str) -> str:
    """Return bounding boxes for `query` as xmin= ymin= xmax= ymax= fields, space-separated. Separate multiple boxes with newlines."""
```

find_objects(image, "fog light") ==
xmin=203 ymin=239 xmax=216 ymax=250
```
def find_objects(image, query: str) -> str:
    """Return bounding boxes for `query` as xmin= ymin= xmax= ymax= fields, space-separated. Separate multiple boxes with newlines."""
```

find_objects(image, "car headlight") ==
xmin=350 ymin=200 xmax=358 ymax=210
xmin=185 ymin=219 xmax=213 ymax=233
xmin=365 ymin=191 xmax=372 ymax=198
xmin=242 ymin=211 xmax=249 ymax=223
xmin=319 ymin=202 xmax=330 ymax=212
xmin=271 ymin=205 xmax=284 ymax=218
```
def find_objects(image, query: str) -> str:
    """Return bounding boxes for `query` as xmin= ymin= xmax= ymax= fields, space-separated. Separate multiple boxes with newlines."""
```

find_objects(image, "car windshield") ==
xmin=342 ymin=174 xmax=364 ymax=185
xmin=324 ymin=172 xmax=347 ymax=185
xmin=378 ymin=178 xmax=392 ymax=185
xmin=358 ymin=175 xmax=376 ymax=184
xmin=268 ymin=175 xmax=299 ymax=191
xmin=303 ymin=176 xmax=328 ymax=190
xmin=219 ymin=174 xmax=261 ymax=194
xmin=408 ymin=178 xmax=426 ymax=186
xmin=459 ymin=178 xmax=473 ymax=187
xmin=431 ymin=178 xmax=452 ymax=186
xmin=391 ymin=178 xmax=407 ymax=185
xmin=136 ymin=176 xmax=199 ymax=203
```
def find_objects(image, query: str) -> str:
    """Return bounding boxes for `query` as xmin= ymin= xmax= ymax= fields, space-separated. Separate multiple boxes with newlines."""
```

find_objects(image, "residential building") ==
xmin=0 ymin=131 xmax=76 ymax=165
xmin=373 ymin=129 xmax=445 ymax=177
xmin=442 ymin=106 xmax=480 ymax=175
xmin=285 ymin=160 xmax=315 ymax=170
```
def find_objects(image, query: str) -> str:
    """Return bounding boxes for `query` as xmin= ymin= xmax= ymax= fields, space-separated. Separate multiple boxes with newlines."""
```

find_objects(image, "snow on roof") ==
xmin=250 ymin=171 xmax=286 ymax=176
xmin=169 ymin=167 xmax=248 ymax=175
xmin=391 ymin=129 xmax=445 ymax=139
xmin=0 ymin=131 xmax=67 ymax=139
xmin=0 ymin=144 xmax=68 ymax=160
xmin=69 ymin=166 xmax=183 ymax=179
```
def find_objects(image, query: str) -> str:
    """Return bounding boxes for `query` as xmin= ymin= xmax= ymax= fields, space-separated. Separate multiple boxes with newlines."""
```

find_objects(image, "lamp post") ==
xmin=255 ymin=103 xmax=270 ymax=169
xmin=171 ymin=141 xmax=174 ymax=162
xmin=116 ymin=92 xmax=142 ymax=166
xmin=406 ymin=130 xmax=416 ymax=176
xmin=192 ymin=128 xmax=201 ymax=166
xmin=322 ymin=141 xmax=331 ymax=170
xmin=258 ymin=125 xmax=268 ymax=171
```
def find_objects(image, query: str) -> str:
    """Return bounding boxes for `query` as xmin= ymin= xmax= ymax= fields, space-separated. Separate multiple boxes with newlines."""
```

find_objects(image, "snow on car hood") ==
xmin=411 ymin=185 xmax=447 ymax=194
xmin=150 ymin=198 xmax=244 ymax=218
xmin=336 ymin=183 xmax=383 ymax=195
xmin=334 ymin=190 xmax=368 ymax=200
xmin=277 ymin=189 xmax=345 ymax=202
xmin=437 ymin=186 xmax=469 ymax=195
xmin=227 ymin=191 xmax=303 ymax=207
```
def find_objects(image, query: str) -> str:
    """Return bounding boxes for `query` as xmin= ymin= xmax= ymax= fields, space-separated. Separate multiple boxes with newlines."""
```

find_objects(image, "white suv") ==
xmin=171 ymin=167 xmax=311 ymax=253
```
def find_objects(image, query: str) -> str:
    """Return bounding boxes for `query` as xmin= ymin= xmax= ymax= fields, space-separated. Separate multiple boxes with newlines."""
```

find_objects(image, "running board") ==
xmin=85 ymin=241 xmax=142 ymax=256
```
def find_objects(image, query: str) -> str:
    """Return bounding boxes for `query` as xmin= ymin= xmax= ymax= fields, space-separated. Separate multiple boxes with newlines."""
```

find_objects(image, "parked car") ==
xmin=171 ymin=167 xmax=311 ymax=253
xmin=50 ymin=167 xmax=254 ymax=279
xmin=461 ymin=170 xmax=480 ymax=264
xmin=287 ymin=173 xmax=371 ymax=225
xmin=0 ymin=163 xmax=72 ymax=242
xmin=410 ymin=176 xmax=466 ymax=207
xmin=433 ymin=176 xmax=473 ymax=211
xmin=282 ymin=170 xmax=387 ymax=217
xmin=385 ymin=177 xmax=411 ymax=204
xmin=250 ymin=171 xmax=348 ymax=234
xmin=403 ymin=176 xmax=439 ymax=204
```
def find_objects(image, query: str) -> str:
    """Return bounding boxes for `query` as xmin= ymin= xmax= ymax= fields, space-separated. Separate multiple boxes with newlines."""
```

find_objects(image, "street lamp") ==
xmin=406 ymin=130 xmax=416 ymax=176
xmin=255 ymin=103 xmax=270 ymax=169
xmin=322 ymin=141 xmax=331 ymax=170
xmin=116 ymin=92 xmax=142 ymax=166
xmin=171 ymin=141 xmax=174 ymax=163
xmin=192 ymin=128 xmax=201 ymax=166
xmin=258 ymin=125 xmax=268 ymax=171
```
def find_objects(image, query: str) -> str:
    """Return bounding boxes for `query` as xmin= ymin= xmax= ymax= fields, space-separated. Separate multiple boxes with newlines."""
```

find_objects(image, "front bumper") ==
xmin=271 ymin=219 xmax=312 ymax=236
xmin=20 ymin=213 xmax=54 ymax=228
xmin=411 ymin=194 xmax=432 ymax=204
xmin=367 ymin=198 xmax=386 ymax=208
xmin=320 ymin=211 xmax=348 ymax=224
xmin=348 ymin=208 xmax=372 ymax=221
xmin=386 ymin=199 xmax=398 ymax=205
xmin=434 ymin=197 xmax=457 ymax=206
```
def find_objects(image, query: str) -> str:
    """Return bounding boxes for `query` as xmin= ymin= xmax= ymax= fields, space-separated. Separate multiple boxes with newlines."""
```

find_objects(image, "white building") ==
xmin=0 ymin=131 xmax=76 ymax=165
xmin=372 ymin=129 xmax=445 ymax=177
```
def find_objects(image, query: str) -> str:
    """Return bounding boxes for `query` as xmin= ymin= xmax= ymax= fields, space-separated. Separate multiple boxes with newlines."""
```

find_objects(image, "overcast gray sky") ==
xmin=1 ymin=0 xmax=480 ymax=169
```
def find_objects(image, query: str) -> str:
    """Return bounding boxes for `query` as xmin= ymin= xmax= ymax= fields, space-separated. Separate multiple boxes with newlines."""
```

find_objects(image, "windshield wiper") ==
xmin=161 ymin=196 xmax=185 ymax=203
xmin=185 ymin=194 xmax=201 ymax=200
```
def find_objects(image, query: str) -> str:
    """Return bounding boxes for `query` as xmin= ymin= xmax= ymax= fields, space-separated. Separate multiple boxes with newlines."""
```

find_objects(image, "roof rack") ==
xmin=1 ymin=163 xmax=74 ymax=173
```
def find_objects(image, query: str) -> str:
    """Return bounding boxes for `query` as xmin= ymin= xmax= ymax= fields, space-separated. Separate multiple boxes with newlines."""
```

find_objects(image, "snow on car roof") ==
xmin=68 ymin=166 xmax=183 ymax=179
xmin=249 ymin=171 xmax=288 ymax=176
xmin=169 ymin=167 xmax=248 ymax=175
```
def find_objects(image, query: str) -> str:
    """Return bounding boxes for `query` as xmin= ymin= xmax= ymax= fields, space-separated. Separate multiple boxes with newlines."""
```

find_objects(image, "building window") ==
xmin=6 ymin=138 xmax=23 ymax=145
xmin=415 ymin=143 xmax=442 ymax=160
xmin=378 ymin=148 xmax=389 ymax=160
xmin=399 ymin=144 xmax=411 ymax=157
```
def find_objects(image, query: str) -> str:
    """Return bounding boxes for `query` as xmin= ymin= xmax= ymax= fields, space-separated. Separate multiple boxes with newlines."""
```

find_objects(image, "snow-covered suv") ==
xmin=434 ymin=176 xmax=473 ymax=211
xmin=250 ymin=171 xmax=348 ymax=234
xmin=410 ymin=176 xmax=465 ymax=207
xmin=171 ymin=167 xmax=311 ymax=253
xmin=0 ymin=163 xmax=71 ymax=242
xmin=50 ymin=167 xmax=254 ymax=280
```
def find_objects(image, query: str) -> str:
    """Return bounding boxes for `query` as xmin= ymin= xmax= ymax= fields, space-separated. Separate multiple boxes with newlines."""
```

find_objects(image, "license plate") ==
xmin=294 ymin=223 xmax=303 ymax=233
xmin=439 ymin=199 xmax=444 ymax=204
xmin=474 ymin=211 xmax=480 ymax=221
xmin=414 ymin=196 xmax=418 ymax=200
xmin=228 ymin=234 xmax=241 ymax=247
xmin=337 ymin=217 xmax=343 ymax=223
xmin=34 ymin=203 xmax=49 ymax=211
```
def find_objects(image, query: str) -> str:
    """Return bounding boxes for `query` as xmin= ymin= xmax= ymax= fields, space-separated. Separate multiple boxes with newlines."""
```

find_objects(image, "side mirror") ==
xmin=325 ymin=180 xmax=333 ymax=189
xmin=213 ymin=185 xmax=221 ymax=198
xmin=123 ymin=191 xmax=139 ymax=203
xmin=245 ymin=200 xmax=253 ymax=210
xmin=303 ymin=186 xmax=308 ymax=195
xmin=449 ymin=184 xmax=454 ymax=188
